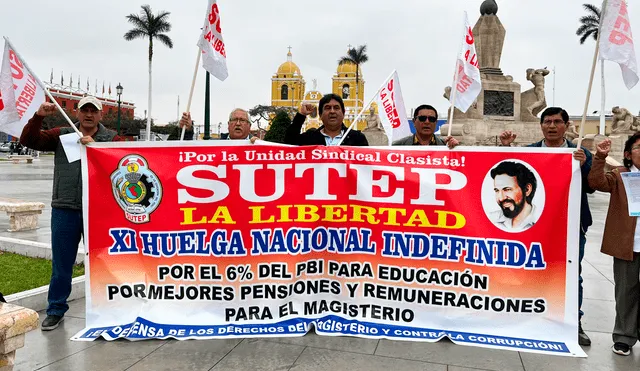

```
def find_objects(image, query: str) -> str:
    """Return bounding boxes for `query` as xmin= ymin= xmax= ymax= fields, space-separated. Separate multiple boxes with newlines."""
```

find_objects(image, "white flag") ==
xmin=0 ymin=40 xmax=46 ymax=137
xmin=197 ymin=0 xmax=229 ymax=81
xmin=375 ymin=71 xmax=411 ymax=145
xmin=599 ymin=0 xmax=639 ymax=89
xmin=451 ymin=12 xmax=482 ymax=113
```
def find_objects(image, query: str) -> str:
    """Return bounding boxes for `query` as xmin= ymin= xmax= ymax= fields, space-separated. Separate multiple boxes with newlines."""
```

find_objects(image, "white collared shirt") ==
xmin=320 ymin=129 xmax=344 ymax=146
xmin=632 ymin=166 xmax=640 ymax=253
xmin=227 ymin=134 xmax=251 ymax=140
xmin=490 ymin=204 xmax=538 ymax=232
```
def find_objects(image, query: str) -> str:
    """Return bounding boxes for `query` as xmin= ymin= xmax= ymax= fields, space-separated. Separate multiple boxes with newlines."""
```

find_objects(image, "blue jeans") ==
xmin=579 ymin=232 xmax=586 ymax=320
xmin=47 ymin=208 xmax=83 ymax=317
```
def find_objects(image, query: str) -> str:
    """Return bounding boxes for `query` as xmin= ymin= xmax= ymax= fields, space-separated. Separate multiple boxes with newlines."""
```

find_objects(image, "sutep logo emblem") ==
xmin=110 ymin=155 xmax=162 ymax=224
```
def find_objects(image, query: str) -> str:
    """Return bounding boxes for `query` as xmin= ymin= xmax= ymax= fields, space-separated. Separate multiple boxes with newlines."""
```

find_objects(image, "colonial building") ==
xmin=270 ymin=48 xmax=374 ymax=131
xmin=44 ymin=80 xmax=135 ymax=118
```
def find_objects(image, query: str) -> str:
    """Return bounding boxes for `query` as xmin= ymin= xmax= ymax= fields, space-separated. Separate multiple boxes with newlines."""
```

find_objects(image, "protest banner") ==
xmin=73 ymin=142 xmax=585 ymax=357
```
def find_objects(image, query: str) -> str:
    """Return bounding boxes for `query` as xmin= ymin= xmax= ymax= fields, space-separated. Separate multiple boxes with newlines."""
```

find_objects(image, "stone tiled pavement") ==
xmin=3 ymin=157 xmax=640 ymax=370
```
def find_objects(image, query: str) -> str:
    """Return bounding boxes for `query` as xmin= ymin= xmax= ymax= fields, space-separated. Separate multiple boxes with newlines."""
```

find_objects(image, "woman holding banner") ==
xmin=588 ymin=134 xmax=640 ymax=356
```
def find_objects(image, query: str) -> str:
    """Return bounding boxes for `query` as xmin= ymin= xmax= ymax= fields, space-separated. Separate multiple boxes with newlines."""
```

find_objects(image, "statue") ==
xmin=443 ymin=86 xmax=477 ymax=109
xmin=480 ymin=0 xmax=498 ymax=15
xmin=565 ymin=121 xmax=579 ymax=141
xmin=525 ymin=68 xmax=549 ymax=117
xmin=342 ymin=85 xmax=350 ymax=99
xmin=364 ymin=106 xmax=383 ymax=131
xmin=611 ymin=106 xmax=639 ymax=134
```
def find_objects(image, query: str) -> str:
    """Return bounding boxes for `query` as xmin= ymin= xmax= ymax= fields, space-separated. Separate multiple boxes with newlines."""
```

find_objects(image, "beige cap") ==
xmin=78 ymin=96 xmax=103 ymax=110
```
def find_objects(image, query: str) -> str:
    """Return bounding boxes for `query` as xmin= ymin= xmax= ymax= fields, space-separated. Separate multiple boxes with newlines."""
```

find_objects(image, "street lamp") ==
xmin=116 ymin=83 xmax=123 ymax=135
xmin=291 ymin=85 xmax=295 ymax=118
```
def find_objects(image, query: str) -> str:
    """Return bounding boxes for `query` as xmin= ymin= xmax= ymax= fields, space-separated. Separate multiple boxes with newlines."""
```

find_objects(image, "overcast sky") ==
xmin=2 ymin=0 xmax=639 ymax=133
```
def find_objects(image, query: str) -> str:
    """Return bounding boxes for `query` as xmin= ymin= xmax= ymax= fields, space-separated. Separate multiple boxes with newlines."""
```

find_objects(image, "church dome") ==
xmin=277 ymin=51 xmax=301 ymax=76
xmin=337 ymin=61 xmax=361 ymax=76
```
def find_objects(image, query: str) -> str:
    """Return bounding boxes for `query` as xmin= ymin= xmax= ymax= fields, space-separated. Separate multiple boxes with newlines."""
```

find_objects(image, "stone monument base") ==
xmin=363 ymin=130 xmax=389 ymax=146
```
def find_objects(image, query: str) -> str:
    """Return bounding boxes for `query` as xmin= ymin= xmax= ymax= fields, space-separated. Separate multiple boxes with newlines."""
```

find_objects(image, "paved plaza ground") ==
xmin=1 ymin=157 xmax=640 ymax=370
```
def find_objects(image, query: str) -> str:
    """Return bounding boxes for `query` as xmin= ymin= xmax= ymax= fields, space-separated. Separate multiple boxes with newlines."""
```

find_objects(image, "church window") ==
xmin=281 ymin=85 xmax=289 ymax=100
xmin=342 ymin=84 xmax=350 ymax=99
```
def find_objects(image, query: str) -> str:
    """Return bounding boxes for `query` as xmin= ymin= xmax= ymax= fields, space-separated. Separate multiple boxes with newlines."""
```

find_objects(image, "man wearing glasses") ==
xmin=499 ymin=106 xmax=594 ymax=347
xmin=393 ymin=104 xmax=459 ymax=148
xmin=20 ymin=97 xmax=125 ymax=331
xmin=180 ymin=108 xmax=253 ymax=140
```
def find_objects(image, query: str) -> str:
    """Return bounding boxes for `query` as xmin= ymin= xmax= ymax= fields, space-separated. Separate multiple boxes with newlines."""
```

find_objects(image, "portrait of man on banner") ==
xmin=485 ymin=160 xmax=545 ymax=232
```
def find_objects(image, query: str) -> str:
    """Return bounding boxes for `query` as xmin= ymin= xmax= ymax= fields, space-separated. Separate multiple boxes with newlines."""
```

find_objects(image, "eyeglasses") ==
xmin=417 ymin=115 xmax=437 ymax=123
xmin=542 ymin=119 xmax=566 ymax=126
xmin=631 ymin=145 xmax=640 ymax=151
xmin=229 ymin=118 xmax=249 ymax=124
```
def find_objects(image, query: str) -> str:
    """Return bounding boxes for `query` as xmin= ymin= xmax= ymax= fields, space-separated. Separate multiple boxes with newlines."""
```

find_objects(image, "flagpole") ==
xmin=446 ymin=63 xmax=462 ymax=138
xmin=577 ymin=0 xmax=608 ymax=148
xmin=599 ymin=59 xmax=606 ymax=135
xmin=337 ymin=70 xmax=395 ymax=146
xmin=180 ymin=49 xmax=202 ymax=141
xmin=3 ymin=37 xmax=82 ymax=137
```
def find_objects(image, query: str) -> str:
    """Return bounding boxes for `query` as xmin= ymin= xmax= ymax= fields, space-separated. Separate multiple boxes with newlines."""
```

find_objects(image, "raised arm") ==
xmin=19 ymin=103 xmax=62 ymax=152
xmin=588 ymin=139 xmax=617 ymax=193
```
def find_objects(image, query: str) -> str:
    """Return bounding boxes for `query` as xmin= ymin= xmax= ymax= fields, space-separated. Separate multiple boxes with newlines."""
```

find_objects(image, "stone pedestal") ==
xmin=0 ymin=199 xmax=45 ymax=232
xmin=0 ymin=303 xmax=39 ymax=371
xmin=363 ymin=130 xmax=389 ymax=146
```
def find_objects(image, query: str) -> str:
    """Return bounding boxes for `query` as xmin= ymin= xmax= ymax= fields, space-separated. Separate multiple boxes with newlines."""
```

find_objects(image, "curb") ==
xmin=6 ymin=276 xmax=85 ymax=312
xmin=0 ymin=236 xmax=84 ymax=264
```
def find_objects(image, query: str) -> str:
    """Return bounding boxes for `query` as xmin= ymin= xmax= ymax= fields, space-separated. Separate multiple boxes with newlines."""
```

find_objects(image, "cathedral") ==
xmin=270 ymin=48 xmax=375 ymax=131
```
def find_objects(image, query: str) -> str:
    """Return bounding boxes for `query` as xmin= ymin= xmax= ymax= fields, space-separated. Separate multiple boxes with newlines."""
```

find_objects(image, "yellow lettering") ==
xmin=435 ymin=210 xmax=466 ymax=229
xmin=379 ymin=208 xmax=406 ymax=226
xmin=322 ymin=205 xmax=347 ymax=222
xmin=207 ymin=206 xmax=236 ymax=224
xmin=249 ymin=206 xmax=275 ymax=224
xmin=351 ymin=205 xmax=380 ymax=224
xmin=180 ymin=208 xmax=207 ymax=225
xmin=276 ymin=205 xmax=294 ymax=222
xmin=295 ymin=205 xmax=320 ymax=222
xmin=403 ymin=209 xmax=435 ymax=227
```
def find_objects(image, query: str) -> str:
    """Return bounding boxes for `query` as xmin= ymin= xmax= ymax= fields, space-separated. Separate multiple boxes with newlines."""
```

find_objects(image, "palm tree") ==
xmin=576 ymin=4 xmax=606 ymax=135
xmin=576 ymin=4 xmax=600 ymax=44
xmin=338 ymin=45 xmax=369 ymax=125
xmin=124 ymin=5 xmax=173 ymax=141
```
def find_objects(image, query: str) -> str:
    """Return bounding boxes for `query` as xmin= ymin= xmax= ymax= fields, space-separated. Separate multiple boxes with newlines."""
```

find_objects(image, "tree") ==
xmin=264 ymin=110 xmax=291 ymax=144
xmin=338 ymin=45 xmax=369 ymax=124
xmin=124 ymin=5 xmax=173 ymax=141
xmin=576 ymin=4 xmax=600 ymax=44
xmin=576 ymin=3 xmax=606 ymax=134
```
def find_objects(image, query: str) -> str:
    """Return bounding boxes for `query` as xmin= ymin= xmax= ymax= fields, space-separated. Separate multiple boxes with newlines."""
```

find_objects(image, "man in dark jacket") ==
xmin=393 ymin=104 xmax=459 ymax=148
xmin=500 ymin=106 xmax=594 ymax=346
xmin=285 ymin=93 xmax=368 ymax=146
xmin=20 ymin=97 xmax=125 ymax=331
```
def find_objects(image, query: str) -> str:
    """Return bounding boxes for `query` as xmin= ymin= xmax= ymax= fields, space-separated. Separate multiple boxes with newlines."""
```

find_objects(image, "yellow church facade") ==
xmin=270 ymin=48 xmax=374 ymax=131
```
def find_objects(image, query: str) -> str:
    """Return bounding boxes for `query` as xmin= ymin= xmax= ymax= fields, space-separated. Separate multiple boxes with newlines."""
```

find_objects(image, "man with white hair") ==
xmin=180 ymin=108 xmax=253 ymax=140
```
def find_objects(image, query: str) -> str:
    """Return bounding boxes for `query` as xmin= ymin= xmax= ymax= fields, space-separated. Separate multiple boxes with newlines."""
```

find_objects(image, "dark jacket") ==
xmin=528 ymin=139 xmax=594 ymax=232
xmin=285 ymin=113 xmax=368 ymax=146
xmin=588 ymin=154 xmax=636 ymax=261
xmin=20 ymin=114 xmax=123 ymax=210
xmin=393 ymin=134 xmax=447 ymax=146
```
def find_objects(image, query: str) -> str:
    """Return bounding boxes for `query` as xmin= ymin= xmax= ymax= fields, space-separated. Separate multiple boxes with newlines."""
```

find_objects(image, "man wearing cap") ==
xmin=20 ymin=97 xmax=125 ymax=331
